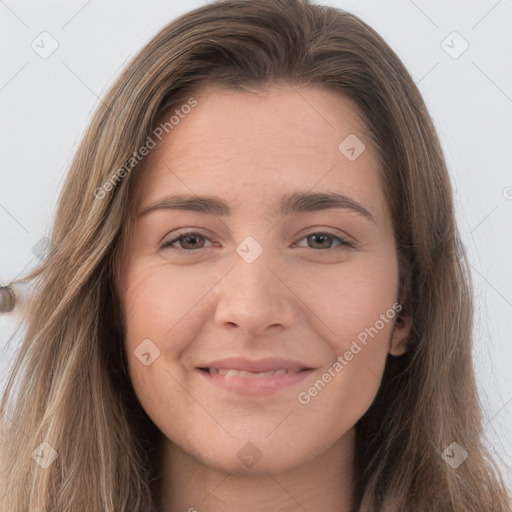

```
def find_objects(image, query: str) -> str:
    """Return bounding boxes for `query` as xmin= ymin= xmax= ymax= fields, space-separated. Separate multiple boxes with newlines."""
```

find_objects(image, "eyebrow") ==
xmin=137 ymin=191 xmax=376 ymax=223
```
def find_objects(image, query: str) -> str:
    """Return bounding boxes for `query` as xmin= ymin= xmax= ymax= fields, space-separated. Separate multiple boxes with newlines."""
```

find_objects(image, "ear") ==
xmin=389 ymin=266 xmax=413 ymax=356
xmin=389 ymin=308 xmax=412 ymax=356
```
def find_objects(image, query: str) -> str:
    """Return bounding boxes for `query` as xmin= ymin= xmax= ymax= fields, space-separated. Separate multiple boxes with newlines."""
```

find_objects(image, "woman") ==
xmin=1 ymin=0 xmax=510 ymax=510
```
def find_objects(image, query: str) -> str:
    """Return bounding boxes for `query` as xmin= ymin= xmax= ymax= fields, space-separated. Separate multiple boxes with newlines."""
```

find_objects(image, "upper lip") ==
xmin=198 ymin=357 xmax=315 ymax=373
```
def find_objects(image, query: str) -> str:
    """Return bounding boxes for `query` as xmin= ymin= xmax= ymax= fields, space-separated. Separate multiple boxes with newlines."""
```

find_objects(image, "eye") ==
xmin=292 ymin=231 xmax=356 ymax=250
xmin=161 ymin=231 xmax=215 ymax=254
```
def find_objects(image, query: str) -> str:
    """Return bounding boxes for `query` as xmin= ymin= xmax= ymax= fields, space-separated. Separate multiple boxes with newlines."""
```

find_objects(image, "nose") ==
xmin=213 ymin=247 xmax=295 ymax=336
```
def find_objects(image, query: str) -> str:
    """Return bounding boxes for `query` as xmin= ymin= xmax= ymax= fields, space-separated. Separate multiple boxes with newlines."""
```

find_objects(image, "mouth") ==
xmin=196 ymin=358 xmax=316 ymax=396
xmin=199 ymin=367 xmax=309 ymax=377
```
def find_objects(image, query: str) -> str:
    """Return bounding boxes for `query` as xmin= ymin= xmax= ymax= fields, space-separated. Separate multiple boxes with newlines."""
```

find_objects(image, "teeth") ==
xmin=208 ymin=368 xmax=301 ymax=377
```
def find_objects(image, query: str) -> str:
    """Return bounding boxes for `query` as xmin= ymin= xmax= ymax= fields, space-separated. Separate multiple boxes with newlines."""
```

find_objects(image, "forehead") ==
xmin=136 ymin=84 xmax=386 ymax=221
xmin=149 ymin=84 xmax=371 ymax=163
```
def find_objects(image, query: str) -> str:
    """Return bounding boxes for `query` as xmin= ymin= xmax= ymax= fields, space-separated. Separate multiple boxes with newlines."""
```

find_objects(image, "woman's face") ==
xmin=120 ymin=84 xmax=410 ymax=475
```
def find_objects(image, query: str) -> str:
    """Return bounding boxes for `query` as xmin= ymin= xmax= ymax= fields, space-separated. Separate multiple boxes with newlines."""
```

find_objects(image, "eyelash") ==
xmin=161 ymin=230 xmax=357 ymax=255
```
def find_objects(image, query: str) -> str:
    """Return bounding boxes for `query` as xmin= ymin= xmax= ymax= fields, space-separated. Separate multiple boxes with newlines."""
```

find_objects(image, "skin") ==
xmin=120 ymin=84 xmax=412 ymax=512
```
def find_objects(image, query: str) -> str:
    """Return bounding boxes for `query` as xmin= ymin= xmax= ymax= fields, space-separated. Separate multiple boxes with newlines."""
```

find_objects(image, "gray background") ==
xmin=1 ymin=0 xmax=511 ymax=483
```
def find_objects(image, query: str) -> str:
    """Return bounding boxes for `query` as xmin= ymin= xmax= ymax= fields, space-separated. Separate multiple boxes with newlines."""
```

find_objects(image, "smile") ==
xmin=197 ymin=366 xmax=315 ymax=396
xmin=203 ymin=368 xmax=305 ymax=377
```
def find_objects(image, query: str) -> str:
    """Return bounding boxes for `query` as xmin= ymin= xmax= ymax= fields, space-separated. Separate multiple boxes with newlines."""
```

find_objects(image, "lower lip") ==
xmin=197 ymin=368 xmax=315 ymax=396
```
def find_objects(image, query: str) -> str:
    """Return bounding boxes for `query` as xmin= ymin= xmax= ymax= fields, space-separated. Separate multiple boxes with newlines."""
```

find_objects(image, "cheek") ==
xmin=120 ymin=261 xmax=222 ymax=407
xmin=332 ymin=267 xmax=398 ymax=355
xmin=122 ymin=261 xmax=213 ymax=347
xmin=121 ymin=264 xmax=184 ymax=391
xmin=293 ymin=266 xmax=399 ymax=435
xmin=291 ymin=251 xmax=399 ymax=404
xmin=289 ymin=248 xmax=399 ymax=347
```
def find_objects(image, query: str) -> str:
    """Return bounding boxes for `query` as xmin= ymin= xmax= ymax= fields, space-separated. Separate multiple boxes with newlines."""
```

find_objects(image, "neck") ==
xmin=158 ymin=428 xmax=356 ymax=512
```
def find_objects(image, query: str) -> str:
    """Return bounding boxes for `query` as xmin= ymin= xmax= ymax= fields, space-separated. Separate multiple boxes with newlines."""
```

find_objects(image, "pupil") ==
xmin=311 ymin=234 xmax=329 ymax=248
xmin=183 ymin=235 xmax=201 ymax=249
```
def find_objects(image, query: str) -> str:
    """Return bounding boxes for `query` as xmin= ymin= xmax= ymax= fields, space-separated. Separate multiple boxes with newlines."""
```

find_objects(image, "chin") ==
xmin=210 ymin=451 xmax=308 ymax=477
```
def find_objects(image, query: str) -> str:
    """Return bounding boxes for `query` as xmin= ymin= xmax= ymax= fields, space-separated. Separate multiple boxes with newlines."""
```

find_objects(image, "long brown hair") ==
xmin=1 ymin=0 xmax=510 ymax=510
